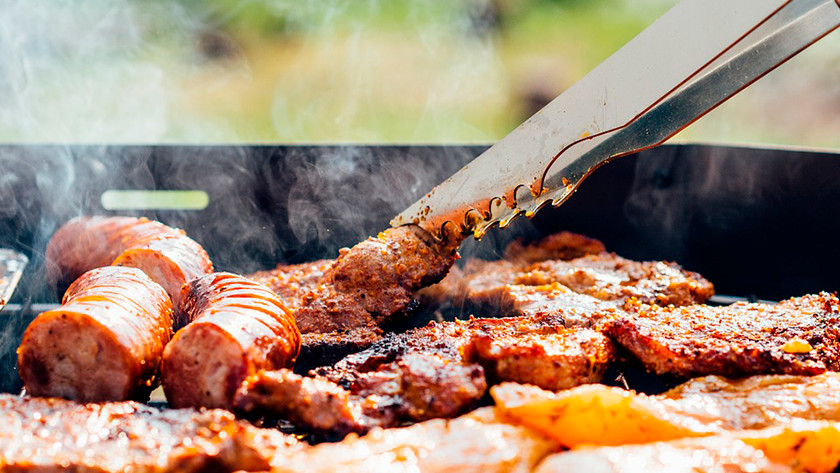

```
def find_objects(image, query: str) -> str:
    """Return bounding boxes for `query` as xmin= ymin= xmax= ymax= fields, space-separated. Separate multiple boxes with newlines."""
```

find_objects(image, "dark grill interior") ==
xmin=2 ymin=143 xmax=840 ymax=393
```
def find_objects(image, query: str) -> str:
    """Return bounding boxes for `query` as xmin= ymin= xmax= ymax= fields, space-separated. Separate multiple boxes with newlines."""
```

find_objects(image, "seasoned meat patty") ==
xmin=234 ymin=311 xmax=615 ymax=435
xmin=608 ymin=292 xmax=840 ymax=377
xmin=0 ymin=394 xmax=300 ymax=473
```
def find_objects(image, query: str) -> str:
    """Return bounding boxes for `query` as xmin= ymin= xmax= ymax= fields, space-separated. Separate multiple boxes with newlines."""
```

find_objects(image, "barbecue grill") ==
xmin=2 ymin=143 xmax=840 ymax=394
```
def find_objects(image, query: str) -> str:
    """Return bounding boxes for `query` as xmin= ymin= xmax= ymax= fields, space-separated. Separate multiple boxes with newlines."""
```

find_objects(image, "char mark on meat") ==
xmin=235 ymin=300 xmax=617 ymax=435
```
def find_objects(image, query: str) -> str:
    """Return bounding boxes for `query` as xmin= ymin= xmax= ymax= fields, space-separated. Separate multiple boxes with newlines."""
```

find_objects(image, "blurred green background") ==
xmin=2 ymin=0 xmax=839 ymax=147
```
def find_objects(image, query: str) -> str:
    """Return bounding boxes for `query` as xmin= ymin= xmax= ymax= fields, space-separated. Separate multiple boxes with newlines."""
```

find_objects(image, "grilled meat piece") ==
xmin=269 ymin=407 xmax=558 ymax=473
xmin=161 ymin=273 xmax=301 ymax=409
xmin=326 ymin=313 xmax=616 ymax=392
xmin=250 ymin=226 xmax=457 ymax=333
xmin=249 ymin=260 xmax=333 ymax=310
xmin=464 ymin=319 xmax=615 ymax=390
xmin=504 ymin=231 xmax=607 ymax=263
xmin=535 ymin=436 xmax=791 ymax=473
xmin=295 ymin=329 xmax=386 ymax=373
xmin=419 ymin=231 xmax=607 ymax=314
xmin=235 ymin=357 xmax=487 ymax=437
xmin=250 ymin=260 xmax=384 ymax=365
xmin=516 ymin=253 xmax=714 ymax=306
xmin=288 ymin=226 xmax=459 ymax=333
xmin=46 ymin=216 xmax=213 ymax=308
xmin=329 ymin=225 xmax=459 ymax=324
xmin=249 ymin=226 xmax=459 ymax=363
xmin=235 ymin=311 xmax=615 ymax=435
xmin=18 ymin=266 xmax=174 ymax=402
xmin=0 ymin=393 xmax=300 ymax=473
xmin=608 ymin=292 xmax=840 ymax=377
xmin=458 ymin=253 xmax=712 ymax=320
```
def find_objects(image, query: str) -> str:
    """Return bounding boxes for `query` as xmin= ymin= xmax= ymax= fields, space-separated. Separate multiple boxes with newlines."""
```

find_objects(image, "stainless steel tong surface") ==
xmin=393 ymin=0 xmax=840 ymax=239
xmin=0 ymin=249 xmax=27 ymax=313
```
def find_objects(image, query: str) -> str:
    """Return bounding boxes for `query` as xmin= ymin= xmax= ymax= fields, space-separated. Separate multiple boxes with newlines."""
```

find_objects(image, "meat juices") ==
xmin=162 ymin=273 xmax=301 ymax=409
xmin=17 ymin=266 xmax=174 ymax=402
xmin=46 ymin=216 xmax=213 ymax=308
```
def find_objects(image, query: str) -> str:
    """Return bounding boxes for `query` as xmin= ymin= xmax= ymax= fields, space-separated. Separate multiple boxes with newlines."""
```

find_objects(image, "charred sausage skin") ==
xmin=162 ymin=272 xmax=301 ymax=409
xmin=18 ymin=266 xmax=174 ymax=402
xmin=46 ymin=216 xmax=213 ymax=308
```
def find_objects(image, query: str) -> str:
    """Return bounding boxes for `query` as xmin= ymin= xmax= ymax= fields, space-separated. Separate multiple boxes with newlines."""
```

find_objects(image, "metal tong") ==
xmin=0 ymin=249 xmax=27 ymax=313
xmin=393 ymin=0 xmax=840 ymax=239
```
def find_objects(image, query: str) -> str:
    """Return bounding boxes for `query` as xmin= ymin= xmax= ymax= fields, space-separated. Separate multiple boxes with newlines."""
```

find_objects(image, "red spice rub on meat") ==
xmin=248 ymin=226 xmax=460 ymax=364
xmin=607 ymin=292 xmax=840 ymax=378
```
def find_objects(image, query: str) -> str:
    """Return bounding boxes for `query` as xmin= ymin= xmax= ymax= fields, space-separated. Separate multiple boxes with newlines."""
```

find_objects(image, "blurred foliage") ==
xmin=2 ymin=0 xmax=839 ymax=147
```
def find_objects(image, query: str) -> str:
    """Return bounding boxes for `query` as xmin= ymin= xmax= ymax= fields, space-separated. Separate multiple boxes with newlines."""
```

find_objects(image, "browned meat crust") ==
xmin=458 ymin=253 xmax=712 ymax=320
xmin=295 ymin=328 xmax=385 ymax=373
xmin=161 ymin=273 xmax=301 ymax=409
xmin=516 ymin=253 xmax=714 ymax=306
xmin=249 ymin=260 xmax=333 ymax=310
xmin=419 ymin=231 xmax=606 ymax=314
xmin=329 ymin=226 xmax=459 ymax=323
xmin=608 ymin=293 xmax=840 ymax=378
xmin=464 ymin=320 xmax=616 ymax=390
xmin=46 ymin=216 xmax=213 ymax=308
xmin=234 ymin=311 xmax=615 ymax=435
xmin=249 ymin=226 xmax=456 ymax=334
xmin=504 ymin=231 xmax=607 ymax=263
xmin=0 ymin=394 xmax=301 ymax=473
xmin=290 ymin=226 xmax=459 ymax=333
xmin=235 ymin=356 xmax=487 ymax=437
xmin=18 ymin=266 xmax=174 ymax=402
xmin=250 ymin=262 xmax=384 ymax=370
xmin=248 ymin=226 xmax=459 ymax=362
